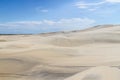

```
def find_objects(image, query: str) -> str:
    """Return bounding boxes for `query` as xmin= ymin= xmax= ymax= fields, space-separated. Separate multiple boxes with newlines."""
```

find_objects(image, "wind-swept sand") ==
xmin=0 ymin=25 xmax=120 ymax=80
xmin=64 ymin=66 xmax=120 ymax=80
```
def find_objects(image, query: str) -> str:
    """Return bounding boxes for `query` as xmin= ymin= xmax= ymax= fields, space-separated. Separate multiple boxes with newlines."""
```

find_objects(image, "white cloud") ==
xmin=0 ymin=21 xmax=42 ymax=27
xmin=75 ymin=0 xmax=120 ymax=11
xmin=106 ymin=0 xmax=120 ymax=3
xmin=54 ymin=18 xmax=95 ymax=30
xmin=36 ymin=7 xmax=48 ymax=13
xmin=75 ymin=1 xmax=105 ymax=9
xmin=43 ymin=20 xmax=55 ymax=25
xmin=40 ymin=9 xmax=49 ymax=13
xmin=0 ymin=18 xmax=95 ymax=33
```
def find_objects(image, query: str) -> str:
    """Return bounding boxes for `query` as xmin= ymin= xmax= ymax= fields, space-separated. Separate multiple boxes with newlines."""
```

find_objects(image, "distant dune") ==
xmin=0 ymin=25 xmax=120 ymax=80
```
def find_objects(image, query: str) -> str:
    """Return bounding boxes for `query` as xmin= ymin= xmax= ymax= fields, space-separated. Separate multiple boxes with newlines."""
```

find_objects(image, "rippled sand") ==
xmin=0 ymin=25 xmax=120 ymax=80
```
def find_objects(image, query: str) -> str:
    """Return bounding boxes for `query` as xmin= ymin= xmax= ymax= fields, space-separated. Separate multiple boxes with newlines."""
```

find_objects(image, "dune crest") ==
xmin=0 ymin=25 xmax=120 ymax=80
xmin=64 ymin=66 xmax=120 ymax=80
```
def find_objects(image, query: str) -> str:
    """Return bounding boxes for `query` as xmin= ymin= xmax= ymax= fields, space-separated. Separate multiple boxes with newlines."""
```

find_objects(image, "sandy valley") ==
xmin=0 ymin=25 xmax=120 ymax=80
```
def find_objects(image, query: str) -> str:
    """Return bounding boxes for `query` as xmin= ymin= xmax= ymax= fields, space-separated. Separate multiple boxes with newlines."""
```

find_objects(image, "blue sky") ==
xmin=0 ymin=0 xmax=120 ymax=34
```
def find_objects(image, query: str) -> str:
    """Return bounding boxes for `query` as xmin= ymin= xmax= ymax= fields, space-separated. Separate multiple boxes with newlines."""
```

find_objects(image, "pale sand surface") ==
xmin=0 ymin=25 xmax=120 ymax=80
xmin=64 ymin=66 xmax=120 ymax=80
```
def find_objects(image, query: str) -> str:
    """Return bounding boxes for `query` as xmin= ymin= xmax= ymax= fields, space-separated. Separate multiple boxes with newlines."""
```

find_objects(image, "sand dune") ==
xmin=64 ymin=66 xmax=120 ymax=80
xmin=0 ymin=25 xmax=120 ymax=80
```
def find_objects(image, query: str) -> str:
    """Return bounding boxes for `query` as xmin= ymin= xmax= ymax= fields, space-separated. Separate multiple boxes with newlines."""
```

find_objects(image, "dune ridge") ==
xmin=0 ymin=25 xmax=120 ymax=80
xmin=64 ymin=66 xmax=120 ymax=80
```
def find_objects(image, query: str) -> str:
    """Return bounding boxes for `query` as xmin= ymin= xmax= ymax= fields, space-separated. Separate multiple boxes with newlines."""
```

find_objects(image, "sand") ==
xmin=0 ymin=25 xmax=120 ymax=80
xmin=64 ymin=66 xmax=120 ymax=80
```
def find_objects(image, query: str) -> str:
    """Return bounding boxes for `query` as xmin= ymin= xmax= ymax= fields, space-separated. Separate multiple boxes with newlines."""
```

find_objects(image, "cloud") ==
xmin=53 ymin=18 xmax=95 ymax=30
xmin=40 ymin=9 xmax=49 ymax=13
xmin=0 ymin=21 xmax=42 ymax=27
xmin=75 ymin=0 xmax=120 ymax=11
xmin=36 ymin=7 xmax=48 ymax=13
xmin=74 ymin=1 xmax=106 ymax=11
xmin=0 ymin=18 xmax=95 ymax=34
xmin=106 ymin=0 xmax=120 ymax=3
xmin=75 ymin=1 xmax=105 ymax=9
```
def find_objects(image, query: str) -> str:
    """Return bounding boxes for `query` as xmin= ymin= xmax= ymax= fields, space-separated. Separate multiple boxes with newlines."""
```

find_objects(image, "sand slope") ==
xmin=0 ymin=25 xmax=120 ymax=80
xmin=64 ymin=66 xmax=120 ymax=80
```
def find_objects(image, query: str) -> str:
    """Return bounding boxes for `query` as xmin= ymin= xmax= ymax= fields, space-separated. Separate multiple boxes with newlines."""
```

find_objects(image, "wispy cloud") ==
xmin=75 ymin=0 xmax=120 ymax=11
xmin=75 ymin=1 xmax=105 ymax=9
xmin=0 ymin=18 xmax=95 ymax=34
xmin=106 ymin=0 xmax=120 ymax=3
xmin=0 ymin=21 xmax=42 ymax=27
xmin=40 ymin=9 xmax=49 ymax=13
xmin=36 ymin=7 xmax=48 ymax=13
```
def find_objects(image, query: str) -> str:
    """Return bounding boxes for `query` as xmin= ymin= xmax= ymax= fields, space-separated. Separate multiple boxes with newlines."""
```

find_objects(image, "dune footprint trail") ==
xmin=0 ymin=25 xmax=120 ymax=80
